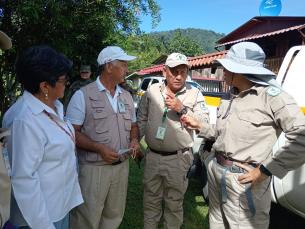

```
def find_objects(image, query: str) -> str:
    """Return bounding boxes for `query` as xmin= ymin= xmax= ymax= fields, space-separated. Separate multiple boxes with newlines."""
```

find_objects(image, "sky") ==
xmin=139 ymin=0 xmax=305 ymax=34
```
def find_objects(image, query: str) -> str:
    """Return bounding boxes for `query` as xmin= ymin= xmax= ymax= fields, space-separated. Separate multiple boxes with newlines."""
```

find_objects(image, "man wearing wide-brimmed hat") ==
xmin=181 ymin=42 xmax=305 ymax=229
xmin=0 ymin=30 xmax=12 ymax=228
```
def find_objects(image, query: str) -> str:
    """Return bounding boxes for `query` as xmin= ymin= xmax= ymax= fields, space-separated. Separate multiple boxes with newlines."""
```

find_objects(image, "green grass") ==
xmin=119 ymin=158 xmax=209 ymax=229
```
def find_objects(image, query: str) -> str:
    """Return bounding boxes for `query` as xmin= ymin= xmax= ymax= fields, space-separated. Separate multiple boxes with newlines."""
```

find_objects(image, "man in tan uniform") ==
xmin=0 ymin=30 xmax=12 ymax=228
xmin=64 ymin=64 xmax=93 ymax=107
xmin=137 ymin=53 xmax=209 ymax=229
xmin=66 ymin=46 xmax=139 ymax=229
xmin=181 ymin=42 xmax=305 ymax=229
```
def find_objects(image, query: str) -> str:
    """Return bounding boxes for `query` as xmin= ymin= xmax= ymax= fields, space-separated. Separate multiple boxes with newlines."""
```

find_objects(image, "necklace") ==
xmin=43 ymin=110 xmax=75 ymax=144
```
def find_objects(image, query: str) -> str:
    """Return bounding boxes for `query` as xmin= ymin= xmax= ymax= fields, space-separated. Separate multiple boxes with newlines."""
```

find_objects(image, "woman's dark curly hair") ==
xmin=15 ymin=45 xmax=72 ymax=94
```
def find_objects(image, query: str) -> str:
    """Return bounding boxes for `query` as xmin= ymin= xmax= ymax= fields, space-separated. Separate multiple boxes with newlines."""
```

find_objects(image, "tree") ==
xmin=118 ymin=34 xmax=166 ymax=72
xmin=0 ymin=0 xmax=160 ymax=119
xmin=165 ymin=30 xmax=204 ymax=57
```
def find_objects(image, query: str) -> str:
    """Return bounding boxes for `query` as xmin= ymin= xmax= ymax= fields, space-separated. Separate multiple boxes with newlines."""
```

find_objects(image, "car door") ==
xmin=272 ymin=45 xmax=305 ymax=219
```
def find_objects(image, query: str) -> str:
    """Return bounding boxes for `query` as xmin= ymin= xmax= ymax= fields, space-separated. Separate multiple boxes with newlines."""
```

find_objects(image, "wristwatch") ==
xmin=177 ymin=106 xmax=188 ymax=116
xmin=259 ymin=164 xmax=272 ymax=177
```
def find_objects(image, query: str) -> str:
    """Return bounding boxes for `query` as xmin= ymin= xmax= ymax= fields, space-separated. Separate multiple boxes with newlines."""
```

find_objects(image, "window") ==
xmin=141 ymin=79 xmax=151 ymax=91
xmin=151 ymin=79 xmax=159 ymax=84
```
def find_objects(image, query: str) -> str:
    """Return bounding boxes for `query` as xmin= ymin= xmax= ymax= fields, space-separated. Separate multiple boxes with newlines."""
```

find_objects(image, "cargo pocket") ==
xmin=123 ymin=112 xmax=132 ymax=142
xmin=93 ymin=111 xmax=109 ymax=134
xmin=123 ymin=113 xmax=132 ymax=131
xmin=178 ymin=151 xmax=193 ymax=174
xmin=236 ymin=176 xmax=271 ymax=220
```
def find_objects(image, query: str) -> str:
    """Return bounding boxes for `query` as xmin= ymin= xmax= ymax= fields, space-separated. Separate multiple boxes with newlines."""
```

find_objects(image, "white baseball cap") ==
xmin=97 ymin=46 xmax=136 ymax=65
xmin=165 ymin=53 xmax=189 ymax=68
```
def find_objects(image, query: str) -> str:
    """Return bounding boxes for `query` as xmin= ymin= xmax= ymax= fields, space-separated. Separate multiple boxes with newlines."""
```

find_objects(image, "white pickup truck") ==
xmin=199 ymin=45 xmax=305 ymax=219
xmin=270 ymin=45 xmax=305 ymax=218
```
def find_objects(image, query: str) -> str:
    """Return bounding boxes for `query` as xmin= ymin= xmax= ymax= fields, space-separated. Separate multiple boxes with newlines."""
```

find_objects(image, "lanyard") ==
xmin=160 ymin=87 xmax=183 ymax=123
xmin=43 ymin=110 xmax=75 ymax=144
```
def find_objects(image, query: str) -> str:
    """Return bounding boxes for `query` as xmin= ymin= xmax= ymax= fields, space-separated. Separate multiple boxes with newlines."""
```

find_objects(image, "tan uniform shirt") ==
xmin=137 ymin=83 xmax=209 ymax=152
xmin=199 ymin=85 xmax=305 ymax=178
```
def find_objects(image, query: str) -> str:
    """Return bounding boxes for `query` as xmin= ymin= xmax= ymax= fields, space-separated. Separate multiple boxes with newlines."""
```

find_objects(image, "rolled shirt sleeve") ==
xmin=11 ymin=120 xmax=55 ymax=229
xmin=66 ymin=90 xmax=86 ymax=125
xmin=137 ymin=92 xmax=149 ymax=139
xmin=186 ymin=90 xmax=210 ymax=127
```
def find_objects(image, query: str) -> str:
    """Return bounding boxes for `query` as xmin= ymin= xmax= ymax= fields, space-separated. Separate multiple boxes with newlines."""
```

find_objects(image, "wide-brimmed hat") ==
xmin=216 ymin=42 xmax=275 ymax=76
xmin=165 ymin=52 xmax=189 ymax=68
xmin=0 ymin=31 xmax=12 ymax=50
xmin=97 ymin=46 xmax=136 ymax=65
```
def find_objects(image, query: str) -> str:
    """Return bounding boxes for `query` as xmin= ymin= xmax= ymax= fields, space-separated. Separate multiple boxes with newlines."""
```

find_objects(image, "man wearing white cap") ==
xmin=181 ymin=42 xmax=305 ymax=229
xmin=0 ymin=30 xmax=12 ymax=228
xmin=66 ymin=46 xmax=139 ymax=229
xmin=137 ymin=53 xmax=209 ymax=228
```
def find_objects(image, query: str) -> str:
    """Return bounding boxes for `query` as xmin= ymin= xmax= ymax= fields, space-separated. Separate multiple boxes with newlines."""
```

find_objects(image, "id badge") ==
xmin=118 ymin=101 xmax=126 ymax=113
xmin=155 ymin=126 xmax=166 ymax=140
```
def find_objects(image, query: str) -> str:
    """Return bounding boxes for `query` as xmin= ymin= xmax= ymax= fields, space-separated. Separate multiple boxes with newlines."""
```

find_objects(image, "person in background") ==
xmin=64 ymin=64 xmax=93 ymax=106
xmin=137 ymin=52 xmax=209 ymax=229
xmin=2 ymin=45 xmax=83 ymax=229
xmin=181 ymin=42 xmax=305 ymax=229
xmin=66 ymin=46 xmax=140 ymax=229
xmin=0 ymin=30 xmax=12 ymax=229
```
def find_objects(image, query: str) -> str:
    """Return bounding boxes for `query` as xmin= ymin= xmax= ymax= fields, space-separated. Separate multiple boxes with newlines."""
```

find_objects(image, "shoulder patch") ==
xmin=267 ymin=86 xmax=281 ymax=97
xmin=200 ymin=101 xmax=206 ymax=110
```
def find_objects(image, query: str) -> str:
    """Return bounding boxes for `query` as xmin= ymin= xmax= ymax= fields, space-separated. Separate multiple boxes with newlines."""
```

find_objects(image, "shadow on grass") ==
xmin=119 ymin=160 xmax=209 ymax=229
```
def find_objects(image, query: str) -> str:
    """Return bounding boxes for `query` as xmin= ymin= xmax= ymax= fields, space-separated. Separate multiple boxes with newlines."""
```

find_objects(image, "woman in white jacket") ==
xmin=2 ymin=46 xmax=83 ymax=229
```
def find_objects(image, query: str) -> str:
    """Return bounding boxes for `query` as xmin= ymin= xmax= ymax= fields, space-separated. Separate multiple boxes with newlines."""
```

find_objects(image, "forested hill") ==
xmin=149 ymin=28 xmax=225 ymax=53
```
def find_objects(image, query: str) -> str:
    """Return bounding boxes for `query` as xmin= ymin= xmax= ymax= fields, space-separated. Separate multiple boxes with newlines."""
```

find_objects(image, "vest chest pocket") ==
xmin=91 ymin=100 xmax=105 ymax=108
xmin=123 ymin=113 xmax=132 ymax=131
xmin=92 ymin=110 xmax=110 ymax=136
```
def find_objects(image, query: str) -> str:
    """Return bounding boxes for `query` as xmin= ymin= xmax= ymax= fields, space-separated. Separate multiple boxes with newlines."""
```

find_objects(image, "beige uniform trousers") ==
xmin=70 ymin=160 xmax=129 ymax=229
xmin=143 ymin=150 xmax=193 ymax=229
xmin=208 ymin=159 xmax=271 ymax=229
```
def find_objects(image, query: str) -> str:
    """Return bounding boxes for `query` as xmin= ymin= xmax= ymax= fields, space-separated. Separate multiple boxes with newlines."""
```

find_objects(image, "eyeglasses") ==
xmin=56 ymin=77 xmax=68 ymax=85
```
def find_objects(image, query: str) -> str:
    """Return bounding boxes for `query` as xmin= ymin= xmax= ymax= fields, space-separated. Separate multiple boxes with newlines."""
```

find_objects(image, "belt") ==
xmin=150 ymin=147 xmax=191 ymax=156
xmin=112 ymin=160 xmax=122 ymax=165
xmin=215 ymin=152 xmax=258 ymax=168
xmin=216 ymin=153 xmax=233 ymax=167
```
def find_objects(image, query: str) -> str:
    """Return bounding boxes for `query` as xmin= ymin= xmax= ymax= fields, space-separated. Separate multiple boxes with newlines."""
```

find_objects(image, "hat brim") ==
xmin=166 ymin=61 xmax=189 ymax=68
xmin=117 ymin=55 xmax=136 ymax=62
xmin=216 ymin=58 xmax=275 ymax=76
xmin=0 ymin=31 xmax=12 ymax=50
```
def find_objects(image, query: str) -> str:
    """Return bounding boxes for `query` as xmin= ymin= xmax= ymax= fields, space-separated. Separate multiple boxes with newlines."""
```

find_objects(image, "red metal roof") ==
xmin=217 ymin=16 xmax=305 ymax=47
xmin=188 ymin=51 xmax=227 ymax=67
xmin=137 ymin=51 xmax=227 ymax=75
xmin=137 ymin=64 xmax=164 ymax=75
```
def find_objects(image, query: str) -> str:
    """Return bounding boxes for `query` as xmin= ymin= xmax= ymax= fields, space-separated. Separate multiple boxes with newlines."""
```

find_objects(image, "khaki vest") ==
xmin=78 ymin=82 xmax=133 ymax=165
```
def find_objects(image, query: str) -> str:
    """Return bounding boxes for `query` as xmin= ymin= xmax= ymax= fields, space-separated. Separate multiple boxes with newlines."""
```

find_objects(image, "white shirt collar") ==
xmin=23 ymin=90 xmax=64 ymax=119
xmin=95 ymin=76 xmax=123 ymax=94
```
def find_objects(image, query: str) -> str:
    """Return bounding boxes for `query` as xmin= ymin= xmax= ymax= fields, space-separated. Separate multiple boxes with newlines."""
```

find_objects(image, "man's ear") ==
xmin=162 ymin=66 xmax=167 ymax=77
xmin=105 ymin=62 xmax=113 ymax=73
xmin=39 ymin=81 xmax=49 ymax=94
